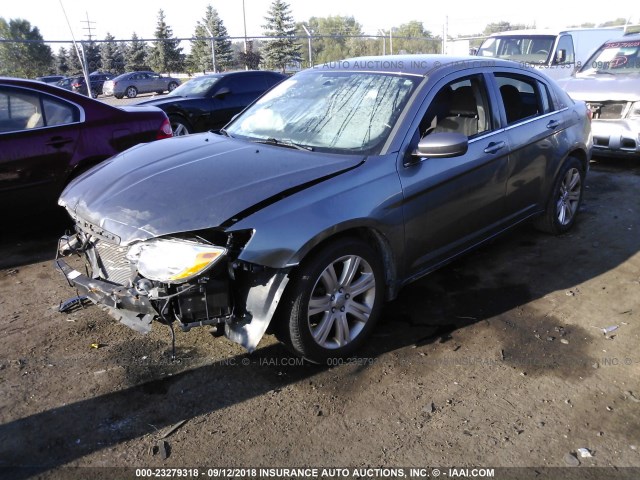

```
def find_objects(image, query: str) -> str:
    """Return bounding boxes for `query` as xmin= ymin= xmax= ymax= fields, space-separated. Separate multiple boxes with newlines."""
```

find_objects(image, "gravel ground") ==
xmin=0 ymin=158 xmax=639 ymax=480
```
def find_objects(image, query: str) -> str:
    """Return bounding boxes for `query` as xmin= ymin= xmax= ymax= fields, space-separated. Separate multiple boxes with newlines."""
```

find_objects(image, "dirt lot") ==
xmin=0 ymin=157 xmax=639 ymax=480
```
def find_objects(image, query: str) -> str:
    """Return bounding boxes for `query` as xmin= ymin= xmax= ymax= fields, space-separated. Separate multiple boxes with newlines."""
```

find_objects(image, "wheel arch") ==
xmin=284 ymin=225 xmax=399 ymax=302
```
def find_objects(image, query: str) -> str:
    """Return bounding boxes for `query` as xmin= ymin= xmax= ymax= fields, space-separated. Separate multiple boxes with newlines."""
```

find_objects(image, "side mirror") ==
xmin=555 ymin=49 xmax=567 ymax=64
xmin=214 ymin=87 xmax=231 ymax=98
xmin=407 ymin=132 xmax=468 ymax=165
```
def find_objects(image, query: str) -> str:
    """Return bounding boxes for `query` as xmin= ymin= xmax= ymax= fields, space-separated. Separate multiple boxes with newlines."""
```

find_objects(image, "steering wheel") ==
xmin=535 ymin=50 xmax=549 ymax=55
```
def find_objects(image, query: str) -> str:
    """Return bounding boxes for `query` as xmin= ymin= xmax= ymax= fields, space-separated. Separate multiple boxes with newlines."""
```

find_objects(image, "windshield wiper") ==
xmin=254 ymin=137 xmax=314 ymax=151
xmin=594 ymin=70 xmax=615 ymax=75
xmin=218 ymin=127 xmax=234 ymax=138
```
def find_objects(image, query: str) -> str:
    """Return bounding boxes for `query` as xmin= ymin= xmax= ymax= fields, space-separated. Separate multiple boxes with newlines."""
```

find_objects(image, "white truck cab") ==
xmin=477 ymin=28 xmax=623 ymax=80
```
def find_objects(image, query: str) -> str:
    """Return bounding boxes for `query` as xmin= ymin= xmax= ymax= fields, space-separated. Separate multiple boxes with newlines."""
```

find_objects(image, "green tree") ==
xmin=235 ymin=40 xmax=262 ymax=70
xmin=55 ymin=46 xmax=70 ymax=75
xmin=83 ymin=40 xmax=101 ymax=72
xmin=148 ymin=9 xmax=184 ymax=73
xmin=66 ymin=44 xmax=83 ymax=74
xmin=262 ymin=0 xmax=300 ymax=72
xmin=300 ymin=16 xmax=364 ymax=66
xmin=393 ymin=21 xmax=439 ymax=54
xmin=100 ymin=33 xmax=125 ymax=73
xmin=124 ymin=32 xmax=148 ymax=71
xmin=599 ymin=18 xmax=627 ymax=27
xmin=189 ymin=5 xmax=233 ymax=73
xmin=0 ymin=18 xmax=53 ymax=78
xmin=483 ymin=21 xmax=527 ymax=35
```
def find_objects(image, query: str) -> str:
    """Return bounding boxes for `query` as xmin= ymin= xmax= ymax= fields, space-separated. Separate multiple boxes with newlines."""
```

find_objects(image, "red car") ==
xmin=0 ymin=77 xmax=172 ymax=217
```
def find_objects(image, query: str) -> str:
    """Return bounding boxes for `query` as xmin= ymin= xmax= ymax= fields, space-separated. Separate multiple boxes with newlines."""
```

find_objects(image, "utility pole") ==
xmin=242 ymin=0 xmax=248 ymax=70
xmin=378 ymin=29 xmax=386 ymax=55
xmin=302 ymin=24 xmax=313 ymax=67
xmin=203 ymin=24 xmax=217 ymax=73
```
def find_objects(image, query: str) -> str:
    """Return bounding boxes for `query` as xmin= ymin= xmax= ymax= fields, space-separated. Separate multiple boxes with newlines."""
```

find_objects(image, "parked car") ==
xmin=55 ymin=76 xmax=74 ymax=91
xmin=103 ymin=71 xmax=181 ymax=99
xmin=559 ymin=34 xmax=640 ymax=157
xmin=56 ymin=55 xmax=592 ymax=363
xmin=68 ymin=72 xmax=115 ymax=98
xmin=36 ymin=75 xmax=65 ymax=84
xmin=0 ymin=77 xmax=172 ymax=217
xmin=136 ymin=71 xmax=287 ymax=135
xmin=477 ymin=28 xmax=623 ymax=80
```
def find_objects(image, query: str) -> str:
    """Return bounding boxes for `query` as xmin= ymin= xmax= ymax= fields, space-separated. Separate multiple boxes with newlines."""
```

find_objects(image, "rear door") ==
xmin=0 ymin=86 xmax=82 ymax=215
xmin=490 ymin=71 xmax=570 ymax=218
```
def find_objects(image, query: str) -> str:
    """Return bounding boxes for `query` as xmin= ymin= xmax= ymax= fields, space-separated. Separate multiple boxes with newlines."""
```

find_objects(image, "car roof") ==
xmin=599 ymin=33 xmax=640 ymax=43
xmin=487 ymin=27 xmax=623 ymax=37
xmin=310 ymin=54 xmax=527 ymax=77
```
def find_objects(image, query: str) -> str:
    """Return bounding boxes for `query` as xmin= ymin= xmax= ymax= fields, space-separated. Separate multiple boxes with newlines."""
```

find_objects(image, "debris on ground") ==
xmin=577 ymin=447 xmax=593 ymax=458
xmin=563 ymin=452 xmax=580 ymax=466
xmin=625 ymin=391 xmax=640 ymax=403
xmin=159 ymin=420 xmax=188 ymax=439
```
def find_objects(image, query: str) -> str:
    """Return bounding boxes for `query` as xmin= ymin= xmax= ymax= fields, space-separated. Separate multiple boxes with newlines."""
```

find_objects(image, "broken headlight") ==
xmin=126 ymin=238 xmax=226 ymax=284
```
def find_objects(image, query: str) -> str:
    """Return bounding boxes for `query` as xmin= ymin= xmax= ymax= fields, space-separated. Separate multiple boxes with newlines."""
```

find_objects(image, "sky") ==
xmin=1 ymin=0 xmax=636 ymax=43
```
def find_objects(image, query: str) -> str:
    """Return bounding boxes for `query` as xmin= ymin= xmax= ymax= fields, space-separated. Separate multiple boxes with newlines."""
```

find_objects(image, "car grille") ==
xmin=587 ymin=101 xmax=627 ymax=120
xmin=94 ymin=241 xmax=134 ymax=286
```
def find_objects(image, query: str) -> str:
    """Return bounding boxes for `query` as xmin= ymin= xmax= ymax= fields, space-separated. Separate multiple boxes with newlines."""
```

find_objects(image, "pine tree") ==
xmin=124 ymin=32 xmax=148 ymax=71
xmin=66 ymin=44 xmax=84 ymax=74
xmin=100 ymin=33 xmax=125 ymax=74
xmin=148 ymin=10 xmax=184 ymax=73
xmin=262 ymin=0 xmax=300 ymax=73
xmin=0 ymin=18 xmax=53 ymax=78
xmin=189 ymin=5 xmax=233 ymax=74
xmin=55 ymin=46 xmax=70 ymax=75
xmin=84 ymin=40 xmax=101 ymax=73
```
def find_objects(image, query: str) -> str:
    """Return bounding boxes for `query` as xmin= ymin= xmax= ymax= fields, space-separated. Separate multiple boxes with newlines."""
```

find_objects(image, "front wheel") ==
xmin=275 ymin=238 xmax=384 ymax=363
xmin=534 ymin=157 xmax=585 ymax=234
xmin=125 ymin=86 xmax=138 ymax=98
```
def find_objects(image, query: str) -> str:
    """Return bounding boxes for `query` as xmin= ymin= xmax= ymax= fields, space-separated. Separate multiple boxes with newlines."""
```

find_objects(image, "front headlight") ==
xmin=126 ymin=238 xmax=226 ymax=284
xmin=628 ymin=101 xmax=640 ymax=119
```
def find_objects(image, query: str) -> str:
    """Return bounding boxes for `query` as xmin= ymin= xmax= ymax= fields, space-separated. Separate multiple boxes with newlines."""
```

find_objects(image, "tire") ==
xmin=91 ymin=89 xmax=98 ymax=99
xmin=275 ymin=237 xmax=384 ymax=363
xmin=125 ymin=86 xmax=138 ymax=98
xmin=170 ymin=116 xmax=192 ymax=136
xmin=114 ymin=94 xmax=123 ymax=99
xmin=534 ymin=157 xmax=585 ymax=234
xmin=168 ymin=82 xmax=178 ymax=92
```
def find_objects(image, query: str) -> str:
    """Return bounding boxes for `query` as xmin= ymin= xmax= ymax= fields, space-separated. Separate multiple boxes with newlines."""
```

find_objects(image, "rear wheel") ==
xmin=125 ymin=86 xmax=138 ymax=98
xmin=168 ymin=82 xmax=179 ymax=92
xmin=170 ymin=116 xmax=192 ymax=136
xmin=534 ymin=157 xmax=584 ymax=234
xmin=275 ymin=238 xmax=384 ymax=363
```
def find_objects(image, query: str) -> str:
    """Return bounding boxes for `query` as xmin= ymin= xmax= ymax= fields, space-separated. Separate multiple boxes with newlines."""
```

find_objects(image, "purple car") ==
xmin=0 ymin=77 xmax=173 ymax=217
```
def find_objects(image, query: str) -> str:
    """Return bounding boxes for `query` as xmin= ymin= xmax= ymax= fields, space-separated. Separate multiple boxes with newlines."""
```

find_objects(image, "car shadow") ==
xmin=0 ymin=167 xmax=638 ymax=476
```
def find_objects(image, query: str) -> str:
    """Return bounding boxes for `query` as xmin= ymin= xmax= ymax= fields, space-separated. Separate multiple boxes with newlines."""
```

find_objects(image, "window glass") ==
xmin=230 ymin=75 xmax=267 ymax=94
xmin=43 ymin=96 xmax=78 ymax=126
xmin=419 ymin=74 xmax=492 ymax=139
xmin=495 ymin=74 xmax=543 ymax=124
xmin=555 ymin=35 xmax=575 ymax=64
xmin=0 ymin=89 xmax=42 ymax=131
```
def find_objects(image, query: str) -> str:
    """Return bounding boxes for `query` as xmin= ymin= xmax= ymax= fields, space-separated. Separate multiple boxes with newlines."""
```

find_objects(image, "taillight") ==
xmin=72 ymin=82 xmax=81 ymax=88
xmin=157 ymin=118 xmax=173 ymax=139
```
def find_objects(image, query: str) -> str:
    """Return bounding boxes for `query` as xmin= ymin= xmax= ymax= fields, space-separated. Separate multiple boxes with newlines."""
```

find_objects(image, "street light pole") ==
xmin=301 ymin=24 xmax=313 ymax=67
xmin=203 ymin=24 xmax=217 ymax=73
xmin=242 ymin=0 xmax=249 ymax=70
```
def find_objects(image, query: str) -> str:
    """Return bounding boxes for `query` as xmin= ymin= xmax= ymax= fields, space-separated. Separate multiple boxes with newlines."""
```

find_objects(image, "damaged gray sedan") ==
xmin=56 ymin=55 xmax=592 ymax=363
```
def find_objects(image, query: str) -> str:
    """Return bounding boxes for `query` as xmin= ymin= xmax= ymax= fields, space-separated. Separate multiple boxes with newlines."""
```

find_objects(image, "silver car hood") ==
xmin=559 ymin=74 xmax=640 ymax=102
xmin=60 ymin=133 xmax=363 ymax=245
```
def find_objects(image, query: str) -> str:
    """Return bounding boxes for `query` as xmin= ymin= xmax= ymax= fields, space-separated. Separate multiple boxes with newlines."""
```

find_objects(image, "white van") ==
xmin=476 ymin=28 xmax=623 ymax=80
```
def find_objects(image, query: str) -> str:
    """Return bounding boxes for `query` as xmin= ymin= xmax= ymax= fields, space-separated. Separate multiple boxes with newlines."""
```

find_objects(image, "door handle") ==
xmin=46 ymin=136 xmax=74 ymax=148
xmin=546 ymin=120 xmax=560 ymax=129
xmin=484 ymin=141 xmax=506 ymax=154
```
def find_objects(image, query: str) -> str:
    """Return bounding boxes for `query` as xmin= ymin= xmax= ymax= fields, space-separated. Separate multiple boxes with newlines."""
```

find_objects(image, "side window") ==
xmin=554 ymin=35 xmax=575 ymax=64
xmin=43 ymin=96 xmax=79 ymax=126
xmin=231 ymin=75 xmax=267 ymax=94
xmin=0 ymin=88 xmax=43 ymax=131
xmin=419 ymin=74 xmax=492 ymax=139
xmin=495 ymin=74 xmax=545 ymax=124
